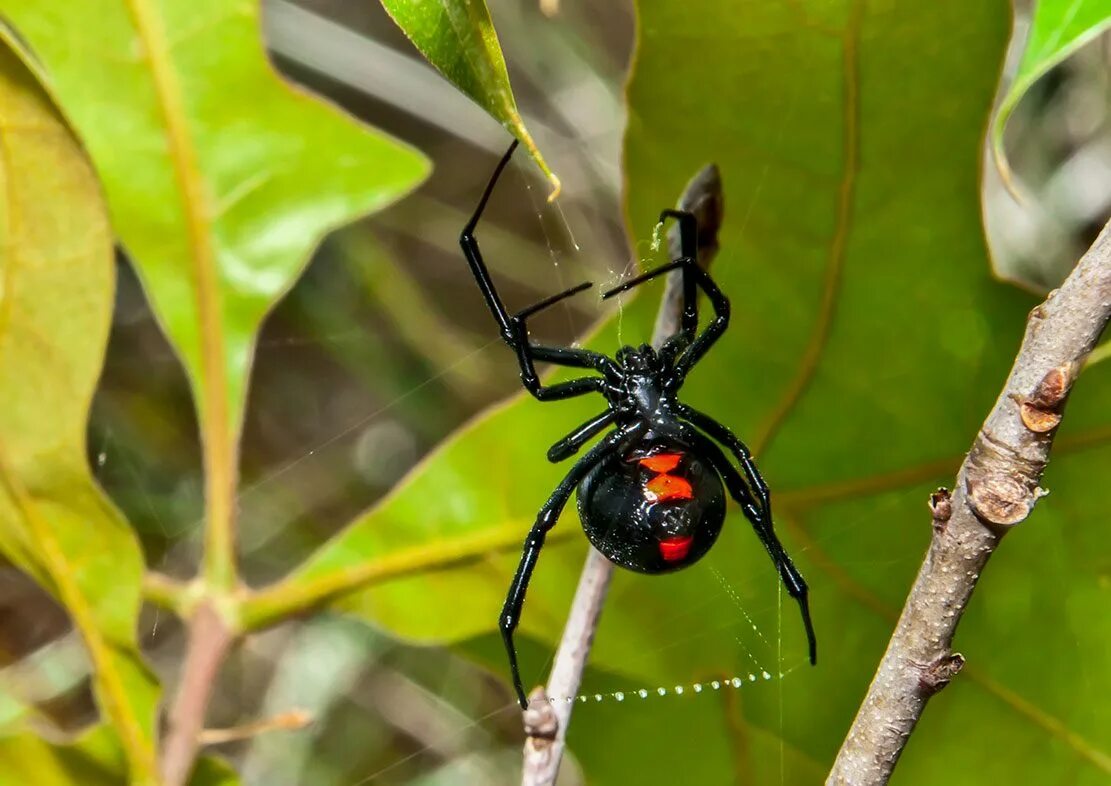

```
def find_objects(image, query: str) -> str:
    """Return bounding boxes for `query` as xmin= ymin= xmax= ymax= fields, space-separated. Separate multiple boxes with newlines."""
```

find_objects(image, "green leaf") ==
xmin=0 ymin=727 xmax=129 ymax=786
xmin=0 ymin=42 xmax=159 ymax=785
xmin=0 ymin=727 xmax=239 ymax=786
xmin=992 ymin=0 xmax=1111 ymax=185
xmin=250 ymin=1 xmax=1111 ymax=783
xmin=1 ymin=0 xmax=429 ymax=589
xmin=189 ymin=756 xmax=241 ymax=786
xmin=378 ymin=0 xmax=559 ymax=195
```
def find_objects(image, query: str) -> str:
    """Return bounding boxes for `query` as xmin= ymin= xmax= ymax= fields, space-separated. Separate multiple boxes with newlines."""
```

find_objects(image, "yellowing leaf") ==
xmin=0 ymin=727 xmax=128 ymax=786
xmin=0 ymin=42 xmax=158 ymax=786
xmin=2 ymin=0 xmax=429 ymax=589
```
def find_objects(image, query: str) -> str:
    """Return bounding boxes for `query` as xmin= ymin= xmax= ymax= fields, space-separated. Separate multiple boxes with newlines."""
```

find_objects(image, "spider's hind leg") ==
xmin=678 ymin=404 xmax=770 ymax=520
xmin=500 ymin=422 xmax=642 ymax=708
xmin=683 ymin=428 xmax=817 ymax=666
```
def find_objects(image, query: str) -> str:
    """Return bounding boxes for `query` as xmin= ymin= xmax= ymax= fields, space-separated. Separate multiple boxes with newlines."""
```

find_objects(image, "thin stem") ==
xmin=240 ymin=525 xmax=577 ymax=631
xmin=827 ymin=220 xmax=1111 ymax=785
xmin=128 ymin=2 xmax=241 ymax=778
xmin=142 ymin=572 xmax=195 ymax=617
xmin=161 ymin=602 xmax=234 ymax=786
xmin=521 ymin=547 xmax=613 ymax=783
xmin=201 ymin=437 xmax=238 ymax=592
xmin=197 ymin=708 xmax=312 ymax=745
xmin=521 ymin=164 xmax=724 ymax=786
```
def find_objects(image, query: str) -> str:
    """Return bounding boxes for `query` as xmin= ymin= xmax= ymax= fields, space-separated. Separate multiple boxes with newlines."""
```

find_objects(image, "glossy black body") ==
xmin=578 ymin=438 xmax=725 ymax=573
xmin=461 ymin=141 xmax=817 ymax=709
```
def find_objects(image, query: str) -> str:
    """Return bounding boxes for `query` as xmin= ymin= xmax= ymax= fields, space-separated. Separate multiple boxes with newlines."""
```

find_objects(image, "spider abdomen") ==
xmin=576 ymin=438 xmax=725 ymax=574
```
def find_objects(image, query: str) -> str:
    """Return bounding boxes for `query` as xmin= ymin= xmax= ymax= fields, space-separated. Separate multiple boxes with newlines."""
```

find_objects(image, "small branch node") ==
xmin=523 ymin=687 xmax=559 ymax=743
xmin=1031 ymin=364 xmax=1074 ymax=408
xmin=964 ymin=437 xmax=1042 ymax=528
xmin=965 ymin=471 xmax=1034 ymax=527
xmin=1017 ymin=399 xmax=1062 ymax=433
xmin=928 ymin=488 xmax=952 ymax=532
xmin=1016 ymin=364 xmax=1075 ymax=433
xmin=916 ymin=653 xmax=965 ymax=696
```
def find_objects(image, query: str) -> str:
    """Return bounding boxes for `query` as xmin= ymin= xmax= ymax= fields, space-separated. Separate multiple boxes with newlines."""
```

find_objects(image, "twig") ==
xmin=197 ymin=708 xmax=313 ymax=745
xmin=828 ymin=220 xmax=1111 ymax=785
xmin=521 ymin=164 xmax=724 ymax=786
xmin=520 ymin=547 xmax=612 ymax=784
xmin=161 ymin=601 xmax=234 ymax=786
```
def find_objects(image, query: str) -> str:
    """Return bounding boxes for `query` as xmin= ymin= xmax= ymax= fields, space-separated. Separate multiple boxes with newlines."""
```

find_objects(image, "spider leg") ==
xmin=460 ymin=142 xmax=518 ymax=339
xmin=508 ymin=311 xmax=620 ymax=402
xmin=501 ymin=422 xmax=645 ymax=708
xmin=602 ymin=211 xmax=701 ymax=335
xmin=461 ymin=141 xmax=619 ymax=399
xmin=659 ymin=209 xmax=700 ymax=336
xmin=683 ymin=427 xmax=817 ymax=666
xmin=546 ymin=411 xmax=615 ymax=462
xmin=669 ymin=268 xmax=729 ymax=385
xmin=601 ymin=258 xmax=686 ymax=300
xmin=651 ymin=209 xmax=732 ymax=385
xmin=677 ymin=404 xmax=770 ymax=521
xmin=599 ymin=242 xmax=729 ymax=391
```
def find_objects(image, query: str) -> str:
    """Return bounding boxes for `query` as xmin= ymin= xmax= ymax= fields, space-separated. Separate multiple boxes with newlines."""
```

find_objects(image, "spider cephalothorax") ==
xmin=615 ymin=343 xmax=662 ymax=373
xmin=461 ymin=140 xmax=817 ymax=709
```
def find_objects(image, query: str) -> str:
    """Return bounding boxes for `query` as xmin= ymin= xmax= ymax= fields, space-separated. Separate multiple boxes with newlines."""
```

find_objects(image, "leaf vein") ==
xmin=751 ymin=0 xmax=863 ymax=458
xmin=122 ymin=0 xmax=237 ymax=589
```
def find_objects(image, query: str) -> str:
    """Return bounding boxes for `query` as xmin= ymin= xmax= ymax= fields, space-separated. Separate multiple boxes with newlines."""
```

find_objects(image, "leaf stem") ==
xmin=122 ymin=0 xmax=239 ymax=594
xmin=240 ymin=524 xmax=574 ymax=631
xmin=122 ymin=3 xmax=240 ymax=782
xmin=827 ymin=220 xmax=1111 ymax=784
xmin=161 ymin=602 xmax=234 ymax=786
xmin=142 ymin=572 xmax=196 ymax=617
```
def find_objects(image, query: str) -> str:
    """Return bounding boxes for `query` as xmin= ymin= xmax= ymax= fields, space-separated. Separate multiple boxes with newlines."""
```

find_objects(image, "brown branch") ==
xmin=828 ymin=220 xmax=1111 ymax=785
xmin=521 ymin=163 xmax=724 ymax=786
xmin=160 ymin=601 xmax=234 ymax=786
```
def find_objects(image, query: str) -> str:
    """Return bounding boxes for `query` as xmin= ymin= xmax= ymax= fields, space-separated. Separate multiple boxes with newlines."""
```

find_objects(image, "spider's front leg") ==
xmin=500 ymin=422 xmax=644 ymax=709
xmin=460 ymin=141 xmax=619 ymax=400
xmin=659 ymin=208 xmax=700 ymax=336
xmin=506 ymin=308 xmax=619 ymax=403
xmin=599 ymin=232 xmax=730 ymax=390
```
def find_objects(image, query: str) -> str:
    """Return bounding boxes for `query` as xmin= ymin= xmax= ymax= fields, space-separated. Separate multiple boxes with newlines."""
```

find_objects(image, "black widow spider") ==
xmin=461 ymin=141 xmax=817 ymax=709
